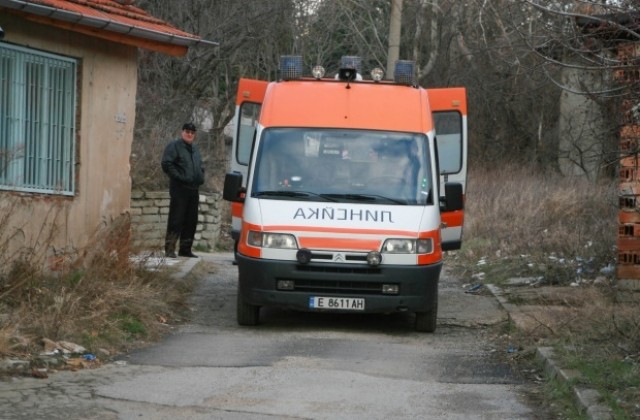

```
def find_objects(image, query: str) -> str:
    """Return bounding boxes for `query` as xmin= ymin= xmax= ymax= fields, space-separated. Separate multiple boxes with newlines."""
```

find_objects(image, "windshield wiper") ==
xmin=253 ymin=190 xmax=338 ymax=201
xmin=320 ymin=193 xmax=406 ymax=204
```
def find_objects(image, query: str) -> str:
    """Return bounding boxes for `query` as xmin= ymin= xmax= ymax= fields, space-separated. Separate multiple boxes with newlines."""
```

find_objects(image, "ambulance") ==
xmin=223 ymin=56 xmax=467 ymax=332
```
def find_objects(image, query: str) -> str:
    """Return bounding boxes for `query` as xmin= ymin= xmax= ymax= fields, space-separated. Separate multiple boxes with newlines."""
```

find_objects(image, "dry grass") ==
xmin=449 ymin=164 xmax=618 ymax=284
xmin=0 ymin=216 xmax=197 ymax=359
xmin=451 ymin=165 xmax=639 ymax=417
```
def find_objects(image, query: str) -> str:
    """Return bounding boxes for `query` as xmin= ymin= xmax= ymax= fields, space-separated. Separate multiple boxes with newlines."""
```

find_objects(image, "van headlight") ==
xmin=382 ymin=238 xmax=433 ymax=254
xmin=248 ymin=231 xmax=298 ymax=249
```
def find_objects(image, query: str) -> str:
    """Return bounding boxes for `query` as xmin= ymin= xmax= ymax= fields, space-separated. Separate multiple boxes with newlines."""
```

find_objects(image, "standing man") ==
xmin=161 ymin=122 xmax=205 ymax=258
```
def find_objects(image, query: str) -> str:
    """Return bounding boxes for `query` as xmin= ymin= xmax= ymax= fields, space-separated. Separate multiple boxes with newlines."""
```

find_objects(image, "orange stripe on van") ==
xmin=418 ymin=251 xmax=442 ymax=265
xmin=298 ymin=237 xmax=382 ymax=251
xmin=238 ymin=221 xmax=261 ymax=258
xmin=264 ymin=225 xmax=418 ymax=237
xmin=442 ymin=210 xmax=464 ymax=228
xmin=418 ymin=230 xmax=442 ymax=264
xmin=240 ymin=221 xmax=444 ymax=264
xmin=231 ymin=202 xmax=243 ymax=218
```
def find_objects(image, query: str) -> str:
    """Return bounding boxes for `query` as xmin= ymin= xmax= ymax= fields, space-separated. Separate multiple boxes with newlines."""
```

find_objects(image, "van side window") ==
xmin=434 ymin=111 xmax=462 ymax=174
xmin=237 ymin=102 xmax=261 ymax=166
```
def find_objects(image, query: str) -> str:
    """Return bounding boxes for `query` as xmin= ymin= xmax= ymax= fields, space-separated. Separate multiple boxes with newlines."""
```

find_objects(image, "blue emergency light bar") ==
xmin=394 ymin=60 xmax=416 ymax=85
xmin=278 ymin=55 xmax=417 ymax=85
xmin=280 ymin=55 xmax=303 ymax=80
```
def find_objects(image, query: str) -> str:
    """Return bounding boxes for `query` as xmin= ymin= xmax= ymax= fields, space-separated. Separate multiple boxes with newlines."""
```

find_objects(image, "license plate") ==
xmin=309 ymin=296 xmax=365 ymax=311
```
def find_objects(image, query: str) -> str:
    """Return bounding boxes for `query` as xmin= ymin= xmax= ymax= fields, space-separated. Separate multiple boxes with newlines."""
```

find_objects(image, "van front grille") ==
xmin=287 ymin=278 xmax=383 ymax=295
xmin=296 ymin=265 xmax=380 ymax=275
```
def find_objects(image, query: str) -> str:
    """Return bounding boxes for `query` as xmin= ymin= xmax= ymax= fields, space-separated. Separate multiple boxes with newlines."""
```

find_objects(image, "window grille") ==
xmin=0 ymin=43 xmax=77 ymax=195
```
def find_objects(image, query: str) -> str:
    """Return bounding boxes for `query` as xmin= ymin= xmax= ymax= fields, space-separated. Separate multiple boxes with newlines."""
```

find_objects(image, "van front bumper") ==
xmin=237 ymin=254 xmax=441 ymax=314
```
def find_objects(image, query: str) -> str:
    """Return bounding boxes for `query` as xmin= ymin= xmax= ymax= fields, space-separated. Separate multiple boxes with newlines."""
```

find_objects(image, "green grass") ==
xmin=542 ymin=376 xmax=585 ymax=420
xmin=64 ymin=270 xmax=85 ymax=288
xmin=111 ymin=313 xmax=147 ymax=338
xmin=557 ymin=349 xmax=640 ymax=419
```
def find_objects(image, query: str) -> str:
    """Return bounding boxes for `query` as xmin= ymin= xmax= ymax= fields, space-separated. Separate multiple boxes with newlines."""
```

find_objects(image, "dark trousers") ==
xmin=165 ymin=184 xmax=199 ymax=253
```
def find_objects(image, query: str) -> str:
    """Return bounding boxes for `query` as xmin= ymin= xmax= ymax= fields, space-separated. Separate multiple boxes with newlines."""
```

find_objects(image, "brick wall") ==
xmin=616 ymin=43 xmax=640 ymax=291
xmin=130 ymin=190 xmax=222 ymax=251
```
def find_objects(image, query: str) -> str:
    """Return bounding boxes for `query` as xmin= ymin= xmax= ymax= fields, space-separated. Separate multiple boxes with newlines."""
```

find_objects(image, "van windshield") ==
xmin=251 ymin=128 xmax=433 ymax=205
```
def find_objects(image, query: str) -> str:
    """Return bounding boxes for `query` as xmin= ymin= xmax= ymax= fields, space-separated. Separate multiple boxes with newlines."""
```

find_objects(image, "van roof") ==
xmin=259 ymin=80 xmax=433 ymax=133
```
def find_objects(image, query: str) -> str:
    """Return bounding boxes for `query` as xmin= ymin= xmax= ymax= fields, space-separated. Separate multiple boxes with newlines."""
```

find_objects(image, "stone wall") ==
xmin=130 ymin=190 xmax=222 ymax=251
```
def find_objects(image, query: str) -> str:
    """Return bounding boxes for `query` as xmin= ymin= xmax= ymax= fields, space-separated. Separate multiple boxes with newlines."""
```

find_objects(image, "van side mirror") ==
xmin=223 ymin=172 xmax=244 ymax=202
xmin=441 ymin=182 xmax=463 ymax=212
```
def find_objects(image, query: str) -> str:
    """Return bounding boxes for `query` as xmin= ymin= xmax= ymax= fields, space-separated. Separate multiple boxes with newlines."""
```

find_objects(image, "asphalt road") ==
xmin=0 ymin=252 xmax=539 ymax=419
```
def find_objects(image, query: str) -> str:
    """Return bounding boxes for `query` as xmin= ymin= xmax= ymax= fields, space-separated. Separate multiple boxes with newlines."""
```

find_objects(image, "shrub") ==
xmin=0 ymin=216 xmax=196 ymax=357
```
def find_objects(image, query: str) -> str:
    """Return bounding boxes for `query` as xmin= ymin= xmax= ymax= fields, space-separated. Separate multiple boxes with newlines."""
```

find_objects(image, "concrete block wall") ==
xmin=130 ymin=190 xmax=222 ymax=251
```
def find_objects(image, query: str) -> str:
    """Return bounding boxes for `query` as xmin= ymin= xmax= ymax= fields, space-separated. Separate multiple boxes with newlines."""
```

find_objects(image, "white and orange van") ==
xmin=224 ymin=56 xmax=467 ymax=332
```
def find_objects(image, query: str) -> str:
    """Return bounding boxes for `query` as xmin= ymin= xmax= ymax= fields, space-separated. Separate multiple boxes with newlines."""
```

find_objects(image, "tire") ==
xmin=415 ymin=295 xmax=438 ymax=333
xmin=237 ymin=289 xmax=259 ymax=326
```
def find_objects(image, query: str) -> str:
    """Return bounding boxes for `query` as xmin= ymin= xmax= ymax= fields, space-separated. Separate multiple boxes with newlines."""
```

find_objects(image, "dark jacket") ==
xmin=161 ymin=139 xmax=205 ymax=189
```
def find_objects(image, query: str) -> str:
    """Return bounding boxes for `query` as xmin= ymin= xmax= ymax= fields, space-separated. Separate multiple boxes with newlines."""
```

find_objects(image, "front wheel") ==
xmin=237 ymin=291 xmax=259 ymax=326
xmin=415 ymin=296 xmax=438 ymax=333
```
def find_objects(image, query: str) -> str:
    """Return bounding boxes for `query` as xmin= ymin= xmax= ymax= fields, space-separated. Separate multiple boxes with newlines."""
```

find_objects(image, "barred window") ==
xmin=0 ymin=43 xmax=77 ymax=195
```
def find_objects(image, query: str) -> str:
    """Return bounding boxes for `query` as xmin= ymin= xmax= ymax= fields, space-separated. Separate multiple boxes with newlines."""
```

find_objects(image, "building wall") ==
xmin=558 ymin=63 xmax=613 ymax=180
xmin=0 ymin=16 xmax=137 ymax=261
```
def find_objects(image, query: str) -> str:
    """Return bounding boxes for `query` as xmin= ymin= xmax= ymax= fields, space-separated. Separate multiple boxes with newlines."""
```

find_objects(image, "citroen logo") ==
xmin=333 ymin=253 xmax=345 ymax=263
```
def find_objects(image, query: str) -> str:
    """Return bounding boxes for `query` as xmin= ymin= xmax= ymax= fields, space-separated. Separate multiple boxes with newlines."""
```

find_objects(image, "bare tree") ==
xmin=395 ymin=1 xmax=562 ymax=167
xmin=133 ymin=0 xmax=297 ymax=191
xmin=510 ymin=0 xmax=640 ymax=178
xmin=131 ymin=0 xmax=636 ymax=185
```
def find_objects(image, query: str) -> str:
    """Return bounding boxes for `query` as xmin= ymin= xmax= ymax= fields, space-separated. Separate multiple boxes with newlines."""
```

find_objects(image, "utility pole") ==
xmin=386 ymin=0 xmax=403 ymax=79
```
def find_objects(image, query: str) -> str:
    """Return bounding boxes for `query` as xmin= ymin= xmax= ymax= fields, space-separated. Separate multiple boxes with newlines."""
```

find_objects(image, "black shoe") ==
xmin=165 ymin=251 xmax=177 ymax=258
xmin=178 ymin=251 xmax=198 ymax=258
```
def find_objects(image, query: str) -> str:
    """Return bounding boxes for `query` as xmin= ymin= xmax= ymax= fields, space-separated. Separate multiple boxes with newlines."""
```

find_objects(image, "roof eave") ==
xmin=0 ymin=0 xmax=218 ymax=54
